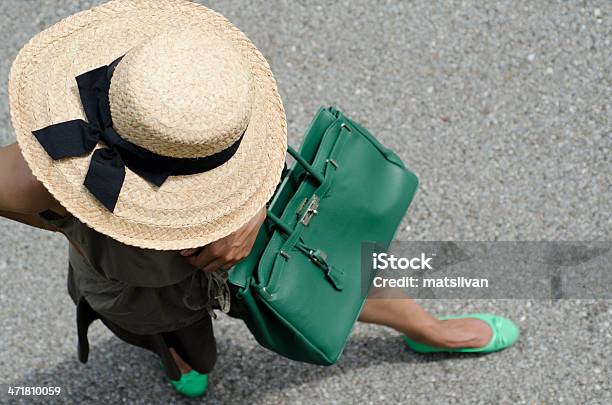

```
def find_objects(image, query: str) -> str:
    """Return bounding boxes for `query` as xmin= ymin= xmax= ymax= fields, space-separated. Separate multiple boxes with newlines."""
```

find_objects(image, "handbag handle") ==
xmin=263 ymin=144 xmax=323 ymax=235
xmin=266 ymin=210 xmax=292 ymax=235
xmin=286 ymin=121 xmax=353 ymax=185
xmin=287 ymin=145 xmax=325 ymax=184
xmin=269 ymin=123 xmax=353 ymax=233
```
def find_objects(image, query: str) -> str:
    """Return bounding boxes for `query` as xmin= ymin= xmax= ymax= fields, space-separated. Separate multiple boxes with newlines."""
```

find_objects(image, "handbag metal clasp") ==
xmin=300 ymin=195 xmax=320 ymax=226
xmin=308 ymin=249 xmax=328 ymax=267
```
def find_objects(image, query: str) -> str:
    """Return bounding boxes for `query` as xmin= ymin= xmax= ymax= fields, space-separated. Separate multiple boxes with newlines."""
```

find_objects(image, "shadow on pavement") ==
xmin=8 ymin=330 xmax=476 ymax=403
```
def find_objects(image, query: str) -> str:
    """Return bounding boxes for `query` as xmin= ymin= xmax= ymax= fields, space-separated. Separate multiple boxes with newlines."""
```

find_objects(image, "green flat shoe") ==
xmin=403 ymin=313 xmax=519 ymax=353
xmin=157 ymin=359 xmax=208 ymax=398
xmin=169 ymin=370 xmax=209 ymax=398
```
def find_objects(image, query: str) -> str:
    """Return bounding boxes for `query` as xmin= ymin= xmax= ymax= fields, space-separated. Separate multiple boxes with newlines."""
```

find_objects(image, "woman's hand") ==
xmin=180 ymin=206 xmax=266 ymax=273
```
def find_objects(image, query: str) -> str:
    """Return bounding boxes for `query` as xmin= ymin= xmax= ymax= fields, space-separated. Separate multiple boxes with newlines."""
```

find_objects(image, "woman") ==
xmin=1 ymin=0 xmax=518 ymax=398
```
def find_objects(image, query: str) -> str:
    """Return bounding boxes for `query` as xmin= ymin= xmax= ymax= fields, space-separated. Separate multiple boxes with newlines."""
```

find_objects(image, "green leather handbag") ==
xmin=228 ymin=107 xmax=419 ymax=365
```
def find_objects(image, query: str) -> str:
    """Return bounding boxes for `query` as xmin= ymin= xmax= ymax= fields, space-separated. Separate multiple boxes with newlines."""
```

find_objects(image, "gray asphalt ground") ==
xmin=0 ymin=0 xmax=610 ymax=404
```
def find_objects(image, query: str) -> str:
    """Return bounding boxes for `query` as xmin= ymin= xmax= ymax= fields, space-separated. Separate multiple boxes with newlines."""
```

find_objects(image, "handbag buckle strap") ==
xmin=306 ymin=248 xmax=345 ymax=291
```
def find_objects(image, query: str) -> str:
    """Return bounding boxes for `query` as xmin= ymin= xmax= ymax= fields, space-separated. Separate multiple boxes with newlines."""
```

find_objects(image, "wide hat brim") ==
xmin=9 ymin=0 xmax=287 ymax=250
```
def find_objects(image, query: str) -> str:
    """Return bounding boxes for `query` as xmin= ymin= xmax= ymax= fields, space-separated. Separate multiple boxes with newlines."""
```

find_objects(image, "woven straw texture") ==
xmin=9 ymin=0 xmax=287 ymax=250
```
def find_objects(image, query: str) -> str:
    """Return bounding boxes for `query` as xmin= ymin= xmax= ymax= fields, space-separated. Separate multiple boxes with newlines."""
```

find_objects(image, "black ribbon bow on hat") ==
xmin=32 ymin=57 xmax=244 ymax=212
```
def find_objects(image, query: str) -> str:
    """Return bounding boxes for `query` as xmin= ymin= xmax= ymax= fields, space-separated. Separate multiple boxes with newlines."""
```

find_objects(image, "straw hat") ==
xmin=9 ymin=0 xmax=287 ymax=250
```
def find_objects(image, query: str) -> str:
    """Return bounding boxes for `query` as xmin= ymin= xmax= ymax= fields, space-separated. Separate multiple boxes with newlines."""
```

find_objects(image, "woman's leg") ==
xmin=170 ymin=348 xmax=193 ymax=374
xmin=358 ymin=289 xmax=492 ymax=349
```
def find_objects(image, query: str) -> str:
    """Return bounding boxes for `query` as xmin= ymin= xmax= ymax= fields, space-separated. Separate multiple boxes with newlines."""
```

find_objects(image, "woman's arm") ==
xmin=0 ymin=210 xmax=59 ymax=232
xmin=0 ymin=142 xmax=66 ymax=229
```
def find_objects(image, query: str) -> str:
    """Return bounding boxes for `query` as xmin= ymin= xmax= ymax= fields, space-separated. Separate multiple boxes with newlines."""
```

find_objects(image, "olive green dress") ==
xmin=39 ymin=210 xmax=242 ymax=380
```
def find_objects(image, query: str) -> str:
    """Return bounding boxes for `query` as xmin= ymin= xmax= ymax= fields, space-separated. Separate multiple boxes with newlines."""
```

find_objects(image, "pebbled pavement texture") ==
xmin=0 ymin=1 xmax=610 ymax=404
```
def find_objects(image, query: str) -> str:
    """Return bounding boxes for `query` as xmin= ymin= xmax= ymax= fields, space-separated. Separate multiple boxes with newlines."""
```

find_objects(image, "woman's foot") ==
xmin=403 ymin=314 xmax=519 ymax=353
xmin=167 ymin=348 xmax=208 ymax=398
xmin=358 ymin=295 xmax=518 ymax=353
xmin=405 ymin=317 xmax=493 ymax=349
xmin=359 ymin=297 xmax=492 ymax=348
